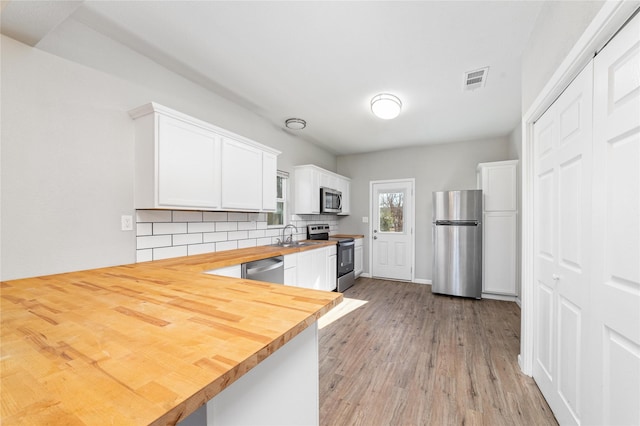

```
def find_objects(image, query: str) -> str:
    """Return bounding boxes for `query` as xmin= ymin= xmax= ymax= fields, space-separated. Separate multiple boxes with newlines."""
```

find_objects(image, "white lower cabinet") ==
xmin=296 ymin=246 xmax=336 ymax=291
xmin=354 ymin=238 xmax=363 ymax=278
xmin=179 ymin=324 xmax=319 ymax=426
xmin=326 ymin=246 xmax=337 ymax=292
xmin=204 ymin=264 xmax=242 ymax=278
xmin=482 ymin=212 xmax=516 ymax=295
xmin=283 ymin=253 xmax=297 ymax=286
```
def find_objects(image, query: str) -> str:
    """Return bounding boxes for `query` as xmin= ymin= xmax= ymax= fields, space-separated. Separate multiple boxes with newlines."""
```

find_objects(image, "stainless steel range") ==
xmin=307 ymin=224 xmax=355 ymax=292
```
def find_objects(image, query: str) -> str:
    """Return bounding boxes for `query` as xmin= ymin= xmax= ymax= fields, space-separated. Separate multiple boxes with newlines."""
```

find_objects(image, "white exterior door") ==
xmin=370 ymin=180 xmax=414 ymax=281
xmin=533 ymin=62 xmax=593 ymax=425
xmin=588 ymin=13 xmax=640 ymax=425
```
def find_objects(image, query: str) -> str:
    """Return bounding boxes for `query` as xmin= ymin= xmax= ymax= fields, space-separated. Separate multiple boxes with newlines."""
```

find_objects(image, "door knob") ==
xmin=373 ymin=229 xmax=378 ymax=233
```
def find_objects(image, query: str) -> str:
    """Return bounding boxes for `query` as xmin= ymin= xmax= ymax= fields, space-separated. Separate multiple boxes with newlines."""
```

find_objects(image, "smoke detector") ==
xmin=464 ymin=67 xmax=489 ymax=91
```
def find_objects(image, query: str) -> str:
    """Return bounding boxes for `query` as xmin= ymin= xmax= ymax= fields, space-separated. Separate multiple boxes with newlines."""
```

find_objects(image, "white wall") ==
xmin=336 ymin=137 xmax=514 ymax=282
xmin=1 ymin=30 xmax=335 ymax=280
xmin=521 ymin=1 xmax=605 ymax=113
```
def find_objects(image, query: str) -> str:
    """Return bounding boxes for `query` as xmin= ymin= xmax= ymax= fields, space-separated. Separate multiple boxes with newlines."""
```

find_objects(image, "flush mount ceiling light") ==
xmin=370 ymin=93 xmax=402 ymax=120
xmin=285 ymin=118 xmax=306 ymax=130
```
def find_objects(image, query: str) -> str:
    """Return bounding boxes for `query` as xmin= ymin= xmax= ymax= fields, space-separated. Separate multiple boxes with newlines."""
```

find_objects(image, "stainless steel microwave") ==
xmin=320 ymin=187 xmax=342 ymax=214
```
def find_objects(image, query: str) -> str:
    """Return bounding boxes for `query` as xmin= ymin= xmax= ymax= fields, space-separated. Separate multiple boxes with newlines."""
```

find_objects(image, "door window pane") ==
xmin=379 ymin=191 xmax=404 ymax=232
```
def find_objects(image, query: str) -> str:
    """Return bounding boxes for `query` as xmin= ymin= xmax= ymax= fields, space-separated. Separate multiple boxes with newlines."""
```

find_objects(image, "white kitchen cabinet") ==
xmin=296 ymin=246 xmax=336 ymax=291
xmin=336 ymin=176 xmax=351 ymax=216
xmin=477 ymin=160 xmax=517 ymax=211
xmin=204 ymin=264 xmax=242 ymax=278
xmin=482 ymin=212 xmax=516 ymax=294
xmin=477 ymin=160 xmax=518 ymax=296
xmin=326 ymin=246 xmax=337 ymax=292
xmin=354 ymin=238 xmax=363 ymax=278
xmin=221 ymin=138 xmax=263 ymax=211
xmin=129 ymin=103 xmax=280 ymax=212
xmin=283 ymin=253 xmax=297 ymax=286
xmin=294 ymin=164 xmax=350 ymax=215
xmin=262 ymin=152 xmax=278 ymax=211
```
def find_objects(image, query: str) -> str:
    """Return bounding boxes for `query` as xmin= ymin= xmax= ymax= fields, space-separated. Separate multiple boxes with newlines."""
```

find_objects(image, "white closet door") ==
xmin=533 ymin=61 xmax=593 ymax=426
xmin=588 ymin=12 xmax=640 ymax=425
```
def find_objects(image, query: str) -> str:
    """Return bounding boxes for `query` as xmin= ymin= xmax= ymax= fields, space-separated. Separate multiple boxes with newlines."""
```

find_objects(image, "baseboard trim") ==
xmin=482 ymin=293 xmax=518 ymax=302
xmin=413 ymin=278 xmax=432 ymax=285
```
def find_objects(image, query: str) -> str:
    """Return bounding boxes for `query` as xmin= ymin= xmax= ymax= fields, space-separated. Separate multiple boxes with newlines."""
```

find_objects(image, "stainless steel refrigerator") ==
xmin=432 ymin=190 xmax=483 ymax=298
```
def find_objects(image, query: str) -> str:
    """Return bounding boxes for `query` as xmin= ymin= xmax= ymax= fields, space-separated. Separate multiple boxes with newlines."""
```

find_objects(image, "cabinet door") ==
xmin=204 ymin=264 xmax=242 ymax=278
xmin=326 ymin=251 xmax=337 ymax=291
xmin=354 ymin=243 xmax=363 ymax=277
xmin=157 ymin=115 xmax=220 ymax=209
xmin=297 ymin=248 xmax=325 ymax=290
xmin=337 ymin=177 xmax=350 ymax=216
xmin=284 ymin=254 xmax=297 ymax=286
xmin=483 ymin=212 xmax=516 ymax=295
xmin=262 ymin=152 xmax=277 ymax=211
xmin=221 ymin=138 xmax=262 ymax=210
xmin=294 ymin=167 xmax=320 ymax=214
xmin=481 ymin=164 xmax=517 ymax=211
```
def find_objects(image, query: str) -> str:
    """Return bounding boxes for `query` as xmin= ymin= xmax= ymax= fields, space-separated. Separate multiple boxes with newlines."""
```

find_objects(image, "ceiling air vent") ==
xmin=464 ymin=67 xmax=489 ymax=91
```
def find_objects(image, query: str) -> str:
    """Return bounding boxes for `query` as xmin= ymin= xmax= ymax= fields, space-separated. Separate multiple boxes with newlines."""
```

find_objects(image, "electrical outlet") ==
xmin=121 ymin=215 xmax=133 ymax=231
xmin=362 ymin=216 xmax=369 ymax=223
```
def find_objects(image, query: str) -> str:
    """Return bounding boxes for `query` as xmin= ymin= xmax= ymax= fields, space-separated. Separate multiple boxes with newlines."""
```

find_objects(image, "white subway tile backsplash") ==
xmin=257 ymin=237 xmax=273 ymax=246
xmin=188 ymin=243 xmax=216 ymax=256
xmin=228 ymin=230 xmax=248 ymax=240
xmin=137 ymin=235 xmax=172 ymax=249
xmin=238 ymin=239 xmax=257 ymax=249
xmin=203 ymin=212 xmax=227 ymax=222
xmin=153 ymin=222 xmax=187 ymax=235
xmin=137 ymin=223 xmax=152 ymax=236
xmin=136 ymin=249 xmax=153 ymax=262
xmin=137 ymin=210 xmax=172 ymax=223
xmin=188 ymin=222 xmax=216 ymax=233
xmin=216 ymin=222 xmax=237 ymax=232
xmin=228 ymin=212 xmax=248 ymax=221
xmin=203 ymin=232 xmax=228 ymax=243
xmin=136 ymin=209 xmax=341 ymax=262
xmin=173 ymin=211 xmax=203 ymax=222
xmin=248 ymin=229 xmax=266 ymax=239
xmin=153 ymin=245 xmax=187 ymax=260
xmin=173 ymin=233 xmax=203 ymax=246
xmin=237 ymin=221 xmax=257 ymax=231
xmin=216 ymin=240 xmax=238 ymax=252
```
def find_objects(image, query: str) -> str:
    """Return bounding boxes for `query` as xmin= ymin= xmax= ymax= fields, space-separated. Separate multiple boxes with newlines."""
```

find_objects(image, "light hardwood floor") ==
xmin=318 ymin=277 xmax=558 ymax=426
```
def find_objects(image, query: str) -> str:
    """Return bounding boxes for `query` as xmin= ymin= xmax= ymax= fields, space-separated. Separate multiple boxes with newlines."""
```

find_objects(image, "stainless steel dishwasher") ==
xmin=241 ymin=256 xmax=284 ymax=284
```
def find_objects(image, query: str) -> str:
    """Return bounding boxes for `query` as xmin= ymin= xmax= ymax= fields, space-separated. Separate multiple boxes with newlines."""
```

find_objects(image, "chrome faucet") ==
xmin=282 ymin=224 xmax=298 ymax=244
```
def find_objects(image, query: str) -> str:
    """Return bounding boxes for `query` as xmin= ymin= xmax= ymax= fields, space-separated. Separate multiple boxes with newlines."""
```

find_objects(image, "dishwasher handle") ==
xmin=245 ymin=258 xmax=284 ymax=274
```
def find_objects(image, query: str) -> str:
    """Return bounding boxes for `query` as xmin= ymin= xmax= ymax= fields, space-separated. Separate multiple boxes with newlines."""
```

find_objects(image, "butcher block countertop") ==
xmin=332 ymin=234 xmax=365 ymax=239
xmin=0 ymin=242 xmax=342 ymax=425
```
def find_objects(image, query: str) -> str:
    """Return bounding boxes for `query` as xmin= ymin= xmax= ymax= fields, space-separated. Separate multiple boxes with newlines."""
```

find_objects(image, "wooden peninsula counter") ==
xmin=1 ymin=245 xmax=342 ymax=425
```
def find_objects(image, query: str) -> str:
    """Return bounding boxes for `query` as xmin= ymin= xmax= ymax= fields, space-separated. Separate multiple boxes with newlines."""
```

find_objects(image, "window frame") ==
xmin=267 ymin=170 xmax=289 ymax=228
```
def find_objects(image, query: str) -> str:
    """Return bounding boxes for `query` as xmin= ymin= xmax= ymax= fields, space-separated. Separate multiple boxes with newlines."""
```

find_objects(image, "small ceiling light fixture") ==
xmin=370 ymin=93 xmax=402 ymax=120
xmin=285 ymin=118 xmax=306 ymax=130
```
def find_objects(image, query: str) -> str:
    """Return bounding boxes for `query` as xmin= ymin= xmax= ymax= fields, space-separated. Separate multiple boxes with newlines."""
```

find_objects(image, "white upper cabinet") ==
xmin=477 ymin=160 xmax=517 ymax=211
xmin=294 ymin=164 xmax=350 ymax=215
xmin=221 ymin=137 xmax=263 ymax=211
xmin=129 ymin=103 xmax=280 ymax=211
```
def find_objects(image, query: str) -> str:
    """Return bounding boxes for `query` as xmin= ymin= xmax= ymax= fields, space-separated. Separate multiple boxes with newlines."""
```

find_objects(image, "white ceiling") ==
xmin=1 ymin=1 xmax=543 ymax=155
